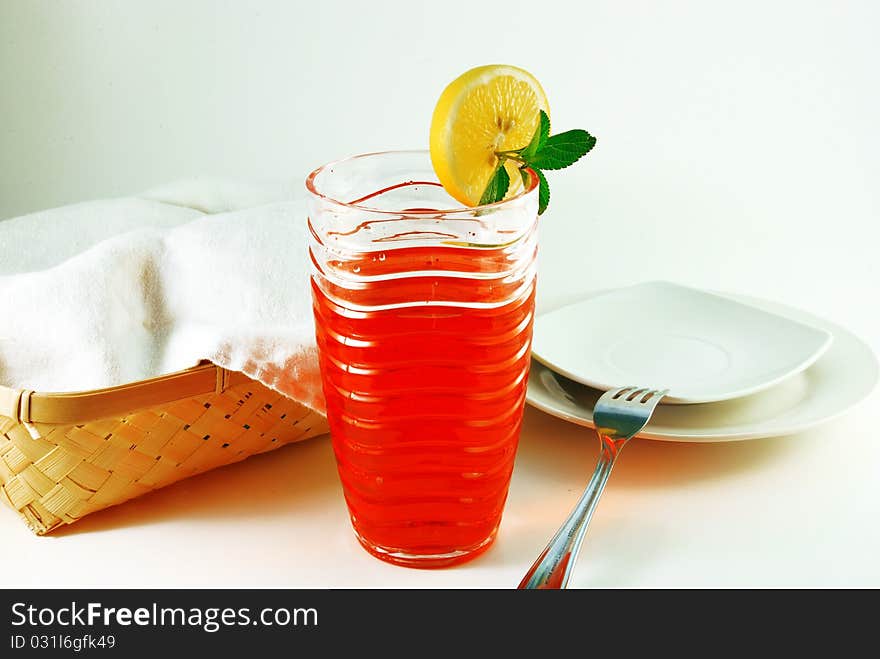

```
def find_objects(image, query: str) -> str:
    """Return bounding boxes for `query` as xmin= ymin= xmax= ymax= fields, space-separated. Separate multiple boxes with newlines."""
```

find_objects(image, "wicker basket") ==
xmin=0 ymin=362 xmax=328 ymax=535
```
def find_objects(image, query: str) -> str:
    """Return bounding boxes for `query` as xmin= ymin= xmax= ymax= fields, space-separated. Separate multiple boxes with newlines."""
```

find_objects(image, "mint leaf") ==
xmin=479 ymin=165 xmax=510 ymax=205
xmin=484 ymin=110 xmax=595 ymax=216
xmin=520 ymin=109 xmax=550 ymax=161
xmin=536 ymin=169 xmax=550 ymax=215
xmin=527 ymin=129 xmax=596 ymax=170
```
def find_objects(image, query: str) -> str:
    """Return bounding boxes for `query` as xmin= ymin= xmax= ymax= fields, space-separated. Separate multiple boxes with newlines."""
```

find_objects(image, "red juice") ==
xmin=311 ymin=244 xmax=536 ymax=567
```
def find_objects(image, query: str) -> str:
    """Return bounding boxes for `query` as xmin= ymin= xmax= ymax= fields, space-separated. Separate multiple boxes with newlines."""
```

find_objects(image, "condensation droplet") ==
xmin=352 ymin=265 xmax=361 ymax=273
xmin=378 ymin=253 xmax=386 ymax=262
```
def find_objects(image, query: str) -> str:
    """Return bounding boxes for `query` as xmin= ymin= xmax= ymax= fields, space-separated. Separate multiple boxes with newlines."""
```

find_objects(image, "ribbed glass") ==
xmin=306 ymin=151 xmax=539 ymax=567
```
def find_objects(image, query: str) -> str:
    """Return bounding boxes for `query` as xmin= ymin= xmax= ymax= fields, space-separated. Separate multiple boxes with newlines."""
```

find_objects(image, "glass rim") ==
xmin=305 ymin=149 xmax=539 ymax=216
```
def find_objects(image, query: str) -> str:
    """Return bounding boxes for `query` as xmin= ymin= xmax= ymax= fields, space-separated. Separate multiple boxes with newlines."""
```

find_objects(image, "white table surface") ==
xmin=3 ymin=170 xmax=878 ymax=588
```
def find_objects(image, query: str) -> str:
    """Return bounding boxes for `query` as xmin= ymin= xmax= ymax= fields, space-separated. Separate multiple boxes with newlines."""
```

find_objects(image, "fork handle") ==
xmin=518 ymin=434 xmax=626 ymax=589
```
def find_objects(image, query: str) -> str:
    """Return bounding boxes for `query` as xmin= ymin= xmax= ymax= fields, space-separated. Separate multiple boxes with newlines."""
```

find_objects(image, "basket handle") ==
xmin=0 ymin=386 xmax=29 ymax=425
xmin=0 ymin=362 xmax=248 ymax=426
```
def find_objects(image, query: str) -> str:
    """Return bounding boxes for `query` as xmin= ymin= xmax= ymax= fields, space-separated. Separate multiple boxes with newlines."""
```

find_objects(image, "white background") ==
xmin=1 ymin=1 xmax=878 ymax=587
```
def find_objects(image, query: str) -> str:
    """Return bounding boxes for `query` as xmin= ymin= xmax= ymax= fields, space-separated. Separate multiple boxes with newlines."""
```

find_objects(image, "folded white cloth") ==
xmin=0 ymin=179 xmax=325 ymax=415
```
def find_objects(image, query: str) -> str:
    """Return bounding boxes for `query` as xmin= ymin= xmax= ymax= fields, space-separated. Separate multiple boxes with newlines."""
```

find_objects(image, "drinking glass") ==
xmin=306 ymin=151 xmax=539 ymax=567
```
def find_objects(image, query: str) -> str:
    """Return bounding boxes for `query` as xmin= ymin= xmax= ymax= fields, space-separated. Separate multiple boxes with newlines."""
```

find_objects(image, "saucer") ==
xmin=531 ymin=281 xmax=833 ymax=404
xmin=526 ymin=290 xmax=877 ymax=442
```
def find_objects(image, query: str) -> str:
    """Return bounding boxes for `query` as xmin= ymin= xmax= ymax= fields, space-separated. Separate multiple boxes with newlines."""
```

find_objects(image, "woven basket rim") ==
xmin=0 ymin=361 xmax=252 ymax=425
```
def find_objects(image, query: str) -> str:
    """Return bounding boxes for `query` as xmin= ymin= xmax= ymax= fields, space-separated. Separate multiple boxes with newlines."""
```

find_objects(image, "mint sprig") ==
xmin=481 ymin=110 xmax=595 ymax=214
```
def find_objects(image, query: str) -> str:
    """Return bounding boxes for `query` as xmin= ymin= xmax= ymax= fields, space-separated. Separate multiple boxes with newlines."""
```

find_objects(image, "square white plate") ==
xmin=531 ymin=281 xmax=833 ymax=404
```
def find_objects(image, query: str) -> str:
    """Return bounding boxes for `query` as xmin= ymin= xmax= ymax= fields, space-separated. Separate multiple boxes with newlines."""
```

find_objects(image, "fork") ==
xmin=518 ymin=386 xmax=668 ymax=589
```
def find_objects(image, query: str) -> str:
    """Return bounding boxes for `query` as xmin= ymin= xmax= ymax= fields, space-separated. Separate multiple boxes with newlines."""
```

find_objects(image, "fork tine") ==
xmin=607 ymin=386 xmax=636 ymax=400
xmin=625 ymin=387 xmax=650 ymax=402
xmin=639 ymin=389 xmax=669 ymax=405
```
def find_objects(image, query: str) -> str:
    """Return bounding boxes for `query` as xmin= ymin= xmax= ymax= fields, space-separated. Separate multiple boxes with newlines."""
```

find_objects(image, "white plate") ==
xmin=527 ymin=290 xmax=878 ymax=442
xmin=532 ymin=281 xmax=833 ymax=404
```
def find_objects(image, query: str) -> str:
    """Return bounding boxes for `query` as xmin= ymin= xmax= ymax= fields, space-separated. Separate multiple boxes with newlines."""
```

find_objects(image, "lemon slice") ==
xmin=430 ymin=64 xmax=550 ymax=207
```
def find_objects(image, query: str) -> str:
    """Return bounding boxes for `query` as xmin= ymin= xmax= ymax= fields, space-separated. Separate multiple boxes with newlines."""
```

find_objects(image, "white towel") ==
xmin=0 ymin=179 xmax=326 ymax=415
